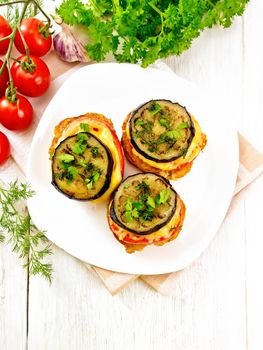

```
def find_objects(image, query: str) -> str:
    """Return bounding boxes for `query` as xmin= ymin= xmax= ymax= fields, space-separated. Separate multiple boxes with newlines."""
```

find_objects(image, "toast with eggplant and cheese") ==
xmin=49 ymin=113 xmax=124 ymax=203
xmin=108 ymin=173 xmax=185 ymax=253
xmin=122 ymin=99 xmax=207 ymax=180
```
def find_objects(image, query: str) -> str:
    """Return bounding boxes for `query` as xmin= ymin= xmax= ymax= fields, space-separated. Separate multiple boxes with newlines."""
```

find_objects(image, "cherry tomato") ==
xmin=0 ymin=94 xmax=33 ymax=131
xmin=0 ymin=59 xmax=9 ymax=97
xmin=0 ymin=131 xmax=10 ymax=165
xmin=11 ymin=55 xmax=51 ymax=97
xmin=0 ymin=15 xmax=12 ymax=55
xmin=14 ymin=18 xmax=52 ymax=57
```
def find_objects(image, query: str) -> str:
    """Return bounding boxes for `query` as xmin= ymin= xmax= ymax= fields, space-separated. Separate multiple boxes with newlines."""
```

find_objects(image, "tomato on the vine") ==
xmin=11 ymin=55 xmax=51 ymax=97
xmin=0 ymin=94 xmax=33 ymax=131
xmin=0 ymin=131 xmax=10 ymax=165
xmin=0 ymin=59 xmax=9 ymax=97
xmin=0 ymin=15 xmax=12 ymax=55
xmin=14 ymin=18 xmax=52 ymax=57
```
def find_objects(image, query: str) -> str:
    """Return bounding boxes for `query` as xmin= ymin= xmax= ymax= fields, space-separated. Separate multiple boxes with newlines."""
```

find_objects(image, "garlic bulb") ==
xmin=53 ymin=22 xmax=91 ymax=63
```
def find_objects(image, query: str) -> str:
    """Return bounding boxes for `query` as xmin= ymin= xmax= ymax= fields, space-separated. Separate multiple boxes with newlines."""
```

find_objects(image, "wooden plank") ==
xmin=242 ymin=0 xmax=263 ymax=349
xmin=0 ymin=162 xmax=28 ymax=350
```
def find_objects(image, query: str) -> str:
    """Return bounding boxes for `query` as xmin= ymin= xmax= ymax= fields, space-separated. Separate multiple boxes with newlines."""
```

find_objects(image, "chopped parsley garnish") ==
xmin=177 ymin=122 xmax=189 ymax=129
xmin=91 ymin=147 xmax=99 ymax=158
xmin=156 ymin=189 xmax=171 ymax=205
xmin=164 ymin=130 xmax=181 ymax=141
xmin=146 ymin=196 xmax=155 ymax=208
xmin=135 ymin=120 xmax=147 ymax=127
xmin=135 ymin=120 xmax=153 ymax=135
xmin=85 ymin=169 xmax=101 ymax=190
xmin=150 ymin=102 xmax=161 ymax=115
xmin=72 ymin=133 xmax=89 ymax=155
xmin=135 ymin=181 xmax=150 ymax=193
xmin=67 ymin=166 xmax=78 ymax=181
xmin=159 ymin=118 xmax=170 ymax=128
xmin=123 ymin=183 xmax=171 ymax=223
xmin=80 ymin=123 xmax=89 ymax=132
xmin=57 ymin=154 xmax=74 ymax=163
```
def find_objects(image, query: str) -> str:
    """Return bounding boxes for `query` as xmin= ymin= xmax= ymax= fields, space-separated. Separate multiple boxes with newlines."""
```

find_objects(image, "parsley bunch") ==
xmin=57 ymin=0 xmax=249 ymax=67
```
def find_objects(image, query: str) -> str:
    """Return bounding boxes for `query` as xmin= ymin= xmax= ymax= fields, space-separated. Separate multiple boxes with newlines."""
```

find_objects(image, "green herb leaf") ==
xmin=177 ymin=122 xmax=189 ymax=129
xmin=135 ymin=120 xmax=147 ymax=127
xmin=58 ymin=0 xmax=249 ymax=67
xmin=156 ymin=189 xmax=171 ymax=205
xmin=159 ymin=118 xmax=170 ymax=128
xmin=91 ymin=147 xmax=99 ymax=158
xmin=0 ymin=181 xmax=52 ymax=282
xmin=125 ymin=197 xmax=133 ymax=211
xmin=135 ymin=181 xmax=150 ymax=194
xmin=58 ymin=154 xmax=74 ymax=163
xmin=72 ymin=141 xmax=87 ymax=155
xmin=164 ymin=130 xmax=181 ymax=140
xmin=80 ymin=123 xmax=90 ymax=132
xmin=67 ymin=166 xmax=78 ymax=180
xmin=147 ymin=196 xmax=155 ymax=208
xmin=132 ymin=202 xmax=144 ymax=210
xmin=150 ymin=102 xmax=161 ymax=115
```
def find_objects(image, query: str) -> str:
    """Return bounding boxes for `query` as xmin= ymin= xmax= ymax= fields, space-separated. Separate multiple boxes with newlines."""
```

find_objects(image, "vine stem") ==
xmin=0 ymin=0 xmax=31 ymax=96
xmin=0 ymin=0 xmax=27 ymax=6
xmin=32 ymin=0 xmax=51 ymax=27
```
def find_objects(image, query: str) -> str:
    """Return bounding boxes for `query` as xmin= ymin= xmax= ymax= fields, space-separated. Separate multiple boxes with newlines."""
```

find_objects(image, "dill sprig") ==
xmin=0 ymin=0 xmax=43 ymax=28
xmin=0 ymin=180 xmax=53 ymax=282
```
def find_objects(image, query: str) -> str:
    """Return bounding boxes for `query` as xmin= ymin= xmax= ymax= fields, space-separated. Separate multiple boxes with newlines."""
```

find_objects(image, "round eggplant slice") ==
xmin=129 ymin=99 xmax=195 ymax=162
xmin=110 ymin=173 xmax=177 ymax=235
xmin=52 ymin=132 xmax=113 ymax=200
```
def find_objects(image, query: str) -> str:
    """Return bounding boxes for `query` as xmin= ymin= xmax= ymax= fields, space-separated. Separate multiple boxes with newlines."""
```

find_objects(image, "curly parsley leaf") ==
xmin=57 ymin=0 xmax=249 ymax=67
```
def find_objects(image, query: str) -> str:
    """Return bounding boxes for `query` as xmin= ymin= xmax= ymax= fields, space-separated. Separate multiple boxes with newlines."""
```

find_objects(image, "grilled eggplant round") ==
xmin=108 ymin=173 xmax=186 ymax=253
xmin=50 ymin=113 xmax=124 ymax=203
xmin=122 ymin=99 xmax=207 ymax=180
xmin=52 ymin=133 xmax=113 ymax=200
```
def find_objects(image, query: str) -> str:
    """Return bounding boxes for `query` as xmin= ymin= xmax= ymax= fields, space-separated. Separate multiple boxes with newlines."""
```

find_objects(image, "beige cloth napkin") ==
xmin=1 ymin=52 xmax=263 ymax=295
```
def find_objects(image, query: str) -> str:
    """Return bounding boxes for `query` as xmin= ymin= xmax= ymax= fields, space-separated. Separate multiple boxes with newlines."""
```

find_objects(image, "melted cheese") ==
xmin=54 ymin=116 xmax=122 ymax=203
xmin=126 ymin=116 xmax=204 ymax=171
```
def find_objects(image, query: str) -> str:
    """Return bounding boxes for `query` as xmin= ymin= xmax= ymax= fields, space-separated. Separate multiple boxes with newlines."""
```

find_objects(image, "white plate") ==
xmin=27 ymin=63 xmax=239 ymax=275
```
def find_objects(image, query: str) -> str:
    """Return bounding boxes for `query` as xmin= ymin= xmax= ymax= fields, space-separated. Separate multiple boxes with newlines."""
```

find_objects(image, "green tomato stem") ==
xmin=32 ymin=0 xmax=51 ymax=27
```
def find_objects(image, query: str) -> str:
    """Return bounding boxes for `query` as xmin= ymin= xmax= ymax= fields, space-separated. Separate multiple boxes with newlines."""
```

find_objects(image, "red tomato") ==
xmin=14 ymin=18 xmax=52 ymax=57
xmin=0 ymin=94 xmax=33 ymax=131
xmin=0 ymin=15 xmax=12 ymax=55
xmin=11 ymin=55 xmax=51 ymax=97
xmin=0 ymin=131 xmax=10 ymax=165
xmin=0 ymin=59 xmax=9 ymax=97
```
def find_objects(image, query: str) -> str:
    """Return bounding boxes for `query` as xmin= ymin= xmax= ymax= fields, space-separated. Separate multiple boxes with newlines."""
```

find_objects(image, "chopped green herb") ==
xmin=135 ymin=181 xmax=150 ymax=193
xmin=132 ymin=202 xmax=144 ymax=210
xmin=135 ymin=120 xmax=147 ymax=127
xmin=91 ymin=147 xmax=99 ymax=158
xmin=164 ymin=130 xmax=181 ymax=140
xmin=156 ymin=189 xmax=171 ymax=205
xmin=177 ymin=122 xmax=189 ymax=129
xmin=85 ymin=169 xmax=101 ymax=189
xmin=125 ymin=197 xmax=133 ymax=211
xmin=77 ymin=133 xmax=89 ymax=142
xmin=147 ymin=196 xmax=155 ymax=208
xmin=125 ymin=211 xmax=133 ymax=223
xmin=80 ymin=123 xmax=89 ymax=132
xmin=150 ymin=102 xmax=161 ymax=116
xmin=124 ymin=183 xmax=130 ymax=189
xmin=57 ymin=154 xmax=75 ymax=163
xmin=159 ymin=118 xmax=170 ymax=128
xmin=67 ymin=166 xmax=78 ymax=181
xmin=72 ymin=142 xmax=87 ymax=155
